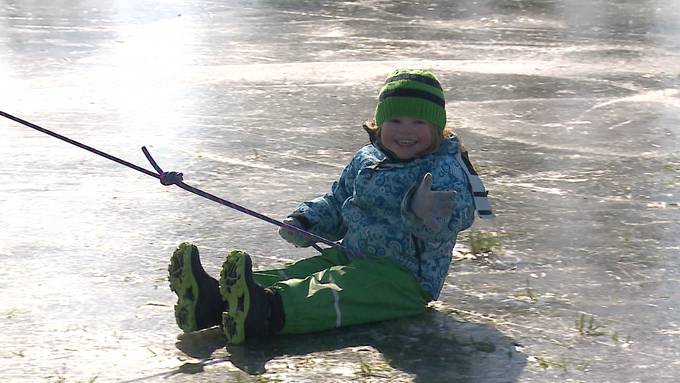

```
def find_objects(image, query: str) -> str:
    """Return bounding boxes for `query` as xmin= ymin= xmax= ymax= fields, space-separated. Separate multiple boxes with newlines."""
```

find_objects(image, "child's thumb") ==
xmin=418 ymin=173 xmax=433 ymax=192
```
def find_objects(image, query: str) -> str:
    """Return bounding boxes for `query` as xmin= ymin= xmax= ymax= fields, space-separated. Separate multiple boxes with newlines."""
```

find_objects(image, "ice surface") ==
xmin=1 ymin=1 xmax=679 ymax=382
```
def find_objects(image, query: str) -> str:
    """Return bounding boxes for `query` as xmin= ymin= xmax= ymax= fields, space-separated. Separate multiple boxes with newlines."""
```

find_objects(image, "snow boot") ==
xmin=219 ymin=250 xmax=283 ymax=344
xmin=168 ymin=242 xmax=224 ymax=332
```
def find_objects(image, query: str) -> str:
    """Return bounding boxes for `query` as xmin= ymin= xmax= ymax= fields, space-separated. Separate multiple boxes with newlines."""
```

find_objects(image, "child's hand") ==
xmin=411 ymin=173 xmax=457 ymax=231
xmin=278 ymin=217 xmax=316 ymax=247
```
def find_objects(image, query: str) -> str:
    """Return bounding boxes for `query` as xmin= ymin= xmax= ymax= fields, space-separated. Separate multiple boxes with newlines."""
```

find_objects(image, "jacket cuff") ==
xmin=288 ymin=212 xmax=313 ymax=230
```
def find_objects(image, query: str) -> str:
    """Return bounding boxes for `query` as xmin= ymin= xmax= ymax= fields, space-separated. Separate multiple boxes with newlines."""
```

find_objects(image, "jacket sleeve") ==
xmin=399 ymin=144 xmax=476 ymax=242
xmin=287 ymin=152 xmax=360 ymax=242
xmin=400 ymin=147 xmax=477 ymax=300
xmin=400 ymin=184 xmax=474 ymax=242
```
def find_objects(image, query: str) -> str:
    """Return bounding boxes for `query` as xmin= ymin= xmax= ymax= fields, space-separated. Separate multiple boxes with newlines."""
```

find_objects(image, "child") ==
xmin=167 ymin=69 xmax=492 ymax=344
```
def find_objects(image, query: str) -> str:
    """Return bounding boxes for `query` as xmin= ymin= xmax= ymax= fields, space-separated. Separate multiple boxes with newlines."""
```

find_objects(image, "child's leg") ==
xmin=252 ymin=248 xmax=349 ymax=287
xmin=271 ymin=256 xmax=430 ymax=335
xmin=168 ymin=242 xmax=225 ymax=332
xmin=218 ymin=248 xmax=349 ymax=344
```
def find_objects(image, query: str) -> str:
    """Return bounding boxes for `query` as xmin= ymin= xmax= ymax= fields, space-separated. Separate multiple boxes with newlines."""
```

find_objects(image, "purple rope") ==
xmin=141 ymin=147 xmax=336 ymax=252
xmin=2 ymin=110 xmax=342 ymax=253
xmin=1 ymin=110 xmax=159 ymax=179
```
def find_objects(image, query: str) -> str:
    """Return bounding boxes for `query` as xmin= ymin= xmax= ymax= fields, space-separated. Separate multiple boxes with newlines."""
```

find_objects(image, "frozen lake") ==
xmin=1 ymin=1 xmax=679 ymax=382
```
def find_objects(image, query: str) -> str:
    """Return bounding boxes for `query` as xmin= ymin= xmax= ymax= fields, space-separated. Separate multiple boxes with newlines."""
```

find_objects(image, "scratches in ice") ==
xmin=175 ymin=147 xmax=343 ymax=177
xmin=585 ymin=88 xmax=680 ymax=112
xmin=606 ymin=119 xmax=633 ymax=130
xmin=255 ymin=148 xmax=345 ymax=169
xmin=175 ymin=148 xmax=297 ymax=174
xmin=470 ymin=131 xmax=672 ymax=159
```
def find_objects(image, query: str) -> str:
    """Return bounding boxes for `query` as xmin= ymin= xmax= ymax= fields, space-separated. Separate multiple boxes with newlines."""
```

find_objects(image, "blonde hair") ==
xmin=362 ymin=119 xmax=456 ymax=156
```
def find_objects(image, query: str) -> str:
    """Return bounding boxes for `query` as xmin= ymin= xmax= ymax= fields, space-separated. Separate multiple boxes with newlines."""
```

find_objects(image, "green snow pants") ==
xmin=252 ymin=248 xmax=430 ymax=335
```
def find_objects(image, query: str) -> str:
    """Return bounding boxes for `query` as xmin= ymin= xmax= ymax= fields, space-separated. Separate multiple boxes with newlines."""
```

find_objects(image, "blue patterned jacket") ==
xmin=290 ymin=137 xmax=476 ymax=300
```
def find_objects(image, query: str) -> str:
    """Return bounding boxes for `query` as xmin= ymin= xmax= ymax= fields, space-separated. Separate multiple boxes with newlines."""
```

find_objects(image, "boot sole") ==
xmin=168 ymin=243 xmax=207 ymax=332
xmin=219 ymin=250 xmax=250 ymax=344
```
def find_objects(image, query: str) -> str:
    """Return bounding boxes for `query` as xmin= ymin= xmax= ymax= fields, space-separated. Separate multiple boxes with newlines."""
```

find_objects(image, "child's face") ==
xmin=379 ymin=117 xmax=435 ymax=160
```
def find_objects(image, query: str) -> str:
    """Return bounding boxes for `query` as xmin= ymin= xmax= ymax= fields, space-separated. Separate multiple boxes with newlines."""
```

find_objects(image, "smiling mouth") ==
xmin=396 ymin=139 xmax=417 ymax=146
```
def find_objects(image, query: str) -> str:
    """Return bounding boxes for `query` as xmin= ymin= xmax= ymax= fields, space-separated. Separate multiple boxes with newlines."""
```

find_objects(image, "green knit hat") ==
xmin=374 ymin=69 xmax=446 ymax=130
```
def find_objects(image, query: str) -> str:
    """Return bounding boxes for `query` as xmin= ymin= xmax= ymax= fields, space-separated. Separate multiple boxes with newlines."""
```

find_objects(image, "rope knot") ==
xmin=142 ymin=147 xmax=184 ymax=186
xmin=160 ymin=171 xmax=184 ymax=186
